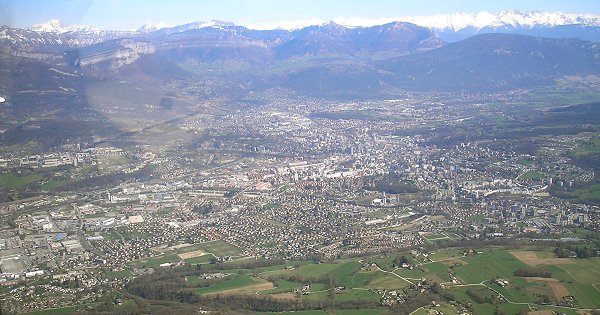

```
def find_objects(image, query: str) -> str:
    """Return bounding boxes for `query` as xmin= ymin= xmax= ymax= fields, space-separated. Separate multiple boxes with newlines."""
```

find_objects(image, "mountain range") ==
xmin=2 ymin=11 xmax=600 ymax=99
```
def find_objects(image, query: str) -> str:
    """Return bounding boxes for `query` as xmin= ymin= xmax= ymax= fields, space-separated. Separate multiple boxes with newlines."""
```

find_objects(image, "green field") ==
xmin=183 ymin=254 xmax=214 ymax=264
xmin=452 ymin=250 xmax=527 ymax=283
xmin=195 ymin=248 xmax=600 ymax=311
xmin=412 ymin=302 xmax=462 ymax=315
xmin=109 ymin=227 xmax=154 ymax=240
xmin=519 ymin=157 xmax=535 ymax=166
xmin=131 ymin=253 xmax=181 ymax=268
xmin=564 ymin=183 xmax=600 ymax=202
xmin=466 ymin=214 xmax=486 ymax=222
xmin=172 ymin=243 xmax=209 ymax=254
xmin=259 ymin=310 xmax=383 ymax=315
xmin=40 ymin=179 xmax=72 ymax=190
xmin=300 ymin=288 xmax=380 ymax=304
xmin=195 ymin=240 xmax=242 ymax=256
xmin=25 ymin=306 xmax=76 ymax=315
xmin=367 ymin=272 xmax=411 ymax=289
xmin=263 ymin=260 xmax=372 ymax=287
xmin=195 ymin=274 xmax=264 ymax=295
xmin=105 ymin=269 xmax=132 ymax=280
xmin=258 ymin=279 xmax=304 ymax=295
xmin=519 ymin=170 xmax=546 ymax=180
xmin=328 ymin=310 xmax=384 ymax=315
xmin=424 ymin=233 xmax=452 ymax=242
xmin=263 ymin=203 xmax=283 ymax=209
xmin=117 ymin=247 xmax=600 ymax=314
xmin=264 ymin=261 xmax=344 ymax=278
xmin=424 ymin=233 xmax=448 ymax=240
xmin=257 ymin=279 xmax=327 ymax=295
xmin=573 ymin=136 xmax=600 ymax=156
xmin=97 ymin=155 xmax=133 ymax=174
xmin=261 ymin=311 xmax=327 ymax=315
xmin=428 ymin=248 xmax=466 ymax=261
xmin=0 ymin=173 xmax=42 ymax=190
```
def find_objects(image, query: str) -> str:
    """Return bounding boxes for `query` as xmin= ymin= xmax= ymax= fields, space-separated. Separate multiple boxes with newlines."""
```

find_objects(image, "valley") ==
xmin=2 ymin=8 xmax=600 ymax=315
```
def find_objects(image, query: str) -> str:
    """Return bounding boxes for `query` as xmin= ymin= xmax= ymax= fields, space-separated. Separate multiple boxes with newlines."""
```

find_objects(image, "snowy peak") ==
xmin=31 ymin=19 xmax=101 ymax=34
xmin=28 ymin=11 xmax=600 ymax=35
xmin=318 ymin=21 xmax=349 ymax=35
xmin=148 ymin=20 xmax=238 ymax=34
xmin=31 ymin=19 xmax=63 ymax=33
xmin=137 ymin=22 xmax=171 ymax=33
xmin=400 ymin=11 xmax=600 ymax=31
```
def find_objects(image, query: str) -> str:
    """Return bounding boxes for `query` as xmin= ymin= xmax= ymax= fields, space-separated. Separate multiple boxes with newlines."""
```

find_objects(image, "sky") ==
xmin=1 ymin=0 xmax=600 ymax=30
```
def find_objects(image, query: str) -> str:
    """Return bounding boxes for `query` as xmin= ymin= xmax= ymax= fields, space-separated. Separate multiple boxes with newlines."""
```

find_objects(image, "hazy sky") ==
xmin=2 ymin=0 xmax=600 ymax=30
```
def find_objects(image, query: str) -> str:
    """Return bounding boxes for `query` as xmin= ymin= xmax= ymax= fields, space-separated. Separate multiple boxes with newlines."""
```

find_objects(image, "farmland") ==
xmin=129 ymin=239 xmax=242 ymax=268
xmin=182 ymin=247 xmax=600 ymax=312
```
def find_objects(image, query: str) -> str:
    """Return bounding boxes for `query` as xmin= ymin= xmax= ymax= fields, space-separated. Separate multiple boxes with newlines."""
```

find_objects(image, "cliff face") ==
xmin=78 ymin=40 xmax=156 ymax=70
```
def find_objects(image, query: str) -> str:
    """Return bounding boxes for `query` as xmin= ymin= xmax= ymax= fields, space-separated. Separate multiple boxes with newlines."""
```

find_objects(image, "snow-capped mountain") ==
xmin=398 ymin=10 xmax=600 ymax=31
xmin=31 ymin=19 xmax=102 ymax=34
xmin=130 ymin=11 xmax=600 ymax=42
xmin=137 ymin=22 xmax=171 ymax=33
xmin=149 ymin=20 xmax=237 ymax=35
xmin=0 ymin=20 xmax=132 ymax=55
xmin=26 ymin=12 xmax=600 ymax=36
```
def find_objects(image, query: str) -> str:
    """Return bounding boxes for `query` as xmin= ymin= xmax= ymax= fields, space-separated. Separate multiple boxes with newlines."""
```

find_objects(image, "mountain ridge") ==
xmin=22 ymin=11 xmax=600 ymax=33
xmin=3 ymin=18 xmax=600 ymax=97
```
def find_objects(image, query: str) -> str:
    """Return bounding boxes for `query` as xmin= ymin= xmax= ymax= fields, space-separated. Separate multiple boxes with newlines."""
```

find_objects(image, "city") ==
xmin=1 ymin=93 xmax=599 ymax=314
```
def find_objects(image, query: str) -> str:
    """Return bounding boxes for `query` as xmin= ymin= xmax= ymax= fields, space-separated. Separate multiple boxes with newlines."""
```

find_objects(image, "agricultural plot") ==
xmin=145 ymin=240 xmax=241 ymax=267
xmin=428 ymin=248 xmax=466 ymax=261
xmin=104 ymin=269 xmax=132 ymax=280
xmin=510 ymin=250 xmax=575 ymax=267
xmin=263 ymin=260 xmax=379 ymax=289
xmin=196 ymin=240 xmax=242 ymax=256
xmin=564 ymin=183 xmax=600 ymax=202
xmin=177 ymin=249 xmax=208 ymax=260
xmin=258 ymin=279 xmax=304 ymax=295
xmin=259 ymin=311 xmax=327 ymax=315
xmin=467 ymin=214 xmax=486 ymax=222
xmin=97 ymin=155 xmax=133 ymax=174
xmin=0 ymin=173 xmax=42 ymax=190
xmin=24 ymin=306 xmax=78 ymax=315
xmin=131 ymin=253 xmax=181 ymax=268
xmin=421 ymin=261 xmax=452 ymax=283
xmin=519 ymin=170 xmax=546 ymax=180
xmin=300 ymin=288 xmax=381 ymax=304
xmin=183 ymin=254 xmax=214 ymax=264
xmin=328 ymin=310 xmax=384 ymax=315
xmin=264 ymin=261 xmax=348 ymax=279
xmin=195 ymin=274 xmax=267 ymax=295
xmin=365 ymin=255 xmax=397 ymax=270
xmin=367 ymin=272 xmax=411 ymax=289
xmin=423 ymin=233 xmax=453 ymax=242
xmin=119 ymin=246 xmax=600 ymax=314
xmin=123 ymin=247 xmax=600 ymax=313
xmin=412 ymin=302 xmax=462 ymax=315
xmin=452 ymin=250 xmax=528 ymax=283
xmin=393 ymin=266 xmax=428 ymax=280
xmin=448 ymin=286 xmax=525 ymax=315
xmin=509 ymin=251 xmax=600 ymax=308
xmin=444 ymin=232 xmax=462 ymax=240
xmin=431 ymin=248 xmax=600 ymax=312
xmin=327 ymin=261 xmax=372 ymax=288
